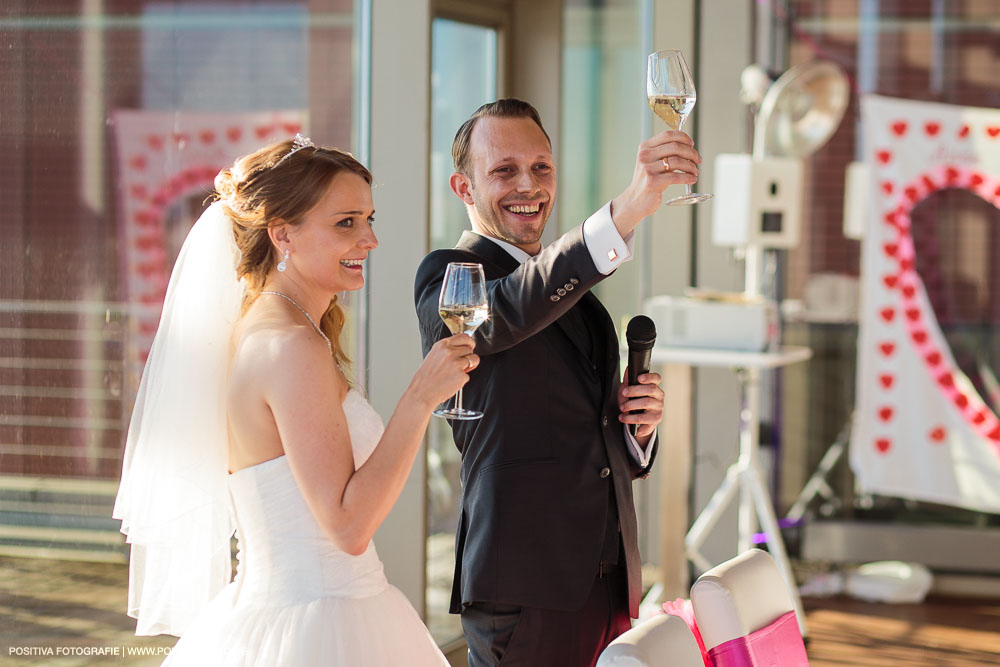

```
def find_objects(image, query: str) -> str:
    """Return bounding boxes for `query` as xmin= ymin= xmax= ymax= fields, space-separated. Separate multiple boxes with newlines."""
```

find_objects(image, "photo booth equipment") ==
xmin=684 ymin=60 xmax=850 ymax=638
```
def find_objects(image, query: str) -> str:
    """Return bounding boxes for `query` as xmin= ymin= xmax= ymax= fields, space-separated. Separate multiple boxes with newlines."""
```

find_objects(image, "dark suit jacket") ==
xmin=414 ymin=227 xmax=656 ymax=618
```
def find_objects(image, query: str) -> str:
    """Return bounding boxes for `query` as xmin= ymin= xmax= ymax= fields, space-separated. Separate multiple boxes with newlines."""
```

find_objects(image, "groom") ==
xmin=414 ymin=99 xmax=702 ymax=666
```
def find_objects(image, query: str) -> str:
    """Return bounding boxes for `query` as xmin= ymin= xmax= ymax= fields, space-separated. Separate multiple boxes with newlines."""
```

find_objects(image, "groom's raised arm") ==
xmin=414 ymin=226 xmax=606 ymax=357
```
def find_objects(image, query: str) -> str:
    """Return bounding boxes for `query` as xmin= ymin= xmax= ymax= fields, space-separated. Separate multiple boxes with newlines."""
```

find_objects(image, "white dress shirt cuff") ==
xmin=582 ymin=201 xmax=634 ymax=275
xmin=625 ymin=427 xmax=657 ymax=469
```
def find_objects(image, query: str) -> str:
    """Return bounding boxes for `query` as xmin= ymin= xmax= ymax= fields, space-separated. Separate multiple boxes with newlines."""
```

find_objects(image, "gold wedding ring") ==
xmin=464 ymin=356 xmax=473 ymax=371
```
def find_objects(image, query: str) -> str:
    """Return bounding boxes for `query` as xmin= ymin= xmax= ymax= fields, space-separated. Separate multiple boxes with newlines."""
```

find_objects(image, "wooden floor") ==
xmin=803 ymin=595 xmax=1000 ymax=666
xmin=3 ymin=554 xmax=1000 ymax=665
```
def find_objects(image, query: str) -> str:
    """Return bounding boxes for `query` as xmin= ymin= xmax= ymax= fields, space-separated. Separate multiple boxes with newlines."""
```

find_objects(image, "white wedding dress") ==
xmin=163 ymin=389 xmax=449 ymax=666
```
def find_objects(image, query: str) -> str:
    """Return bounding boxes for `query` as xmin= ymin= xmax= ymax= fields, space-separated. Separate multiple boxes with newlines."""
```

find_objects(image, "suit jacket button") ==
xmin=570 ymin=278 xmax=579 ymax=285
xmin=550 ymin=295 xmax=560 ymax=302
xmin=564 ymin=283 xmax=574 ymax=291
xmin=602 ymin=416 xmax=608 ymax=426
xmin=557 ymin=288 xmax=567 ymax=296
xmin=600 ymin=467 xmax=611 ymax=478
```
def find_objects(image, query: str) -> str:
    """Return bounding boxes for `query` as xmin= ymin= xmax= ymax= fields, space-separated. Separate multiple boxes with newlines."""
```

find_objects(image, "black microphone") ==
xmin=625 ymin=315 xmax=657 ymax=437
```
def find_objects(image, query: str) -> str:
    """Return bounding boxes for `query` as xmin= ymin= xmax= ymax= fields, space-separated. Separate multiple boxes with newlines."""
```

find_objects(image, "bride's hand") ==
xmin=409 ymin=335 xmax=479 ymax=409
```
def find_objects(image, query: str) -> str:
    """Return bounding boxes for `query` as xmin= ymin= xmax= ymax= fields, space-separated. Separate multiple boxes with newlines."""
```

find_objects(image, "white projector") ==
xmin=644 ymin=294 xmax=778 ymax=352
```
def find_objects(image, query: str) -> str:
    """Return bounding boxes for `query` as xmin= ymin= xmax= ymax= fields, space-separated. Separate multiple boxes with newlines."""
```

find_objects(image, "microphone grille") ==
xmin=626 ymin=315 xmax=657 ymax=346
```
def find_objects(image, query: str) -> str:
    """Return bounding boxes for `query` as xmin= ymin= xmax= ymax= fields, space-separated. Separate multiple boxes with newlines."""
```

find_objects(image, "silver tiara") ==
xmin=275 ymin=133 xmax=314 ymax=166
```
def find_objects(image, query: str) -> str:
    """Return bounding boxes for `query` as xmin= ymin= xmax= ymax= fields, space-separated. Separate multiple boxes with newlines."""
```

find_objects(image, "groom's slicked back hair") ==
xmin=451 ymin=98 xmax=551 ymax=176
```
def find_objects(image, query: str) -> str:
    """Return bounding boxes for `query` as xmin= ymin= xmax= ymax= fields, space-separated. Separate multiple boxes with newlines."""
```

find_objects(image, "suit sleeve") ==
xmin=414 ymin=226 xmax=609 ymax=357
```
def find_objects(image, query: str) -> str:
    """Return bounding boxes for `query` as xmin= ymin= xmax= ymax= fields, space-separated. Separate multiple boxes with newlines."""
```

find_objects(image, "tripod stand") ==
xmin=652 ymin=345 xmax=812 ymax=637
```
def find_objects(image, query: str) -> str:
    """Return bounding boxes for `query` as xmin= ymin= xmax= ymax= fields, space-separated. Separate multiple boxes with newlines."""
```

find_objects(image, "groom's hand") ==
xmin=617 ymin=369 xmax=664 ymax=441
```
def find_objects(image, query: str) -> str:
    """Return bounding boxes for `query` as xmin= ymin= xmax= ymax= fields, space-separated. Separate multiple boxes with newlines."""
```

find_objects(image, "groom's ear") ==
xmin=450 ymin=172 xmax=475 ymax=205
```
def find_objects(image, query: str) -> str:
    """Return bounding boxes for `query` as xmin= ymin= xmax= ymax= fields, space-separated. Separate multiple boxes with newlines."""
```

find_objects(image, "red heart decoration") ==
xmin=172 ymin=132 xmax=189 ymax=145
xmin=925 ymin=351 xmax=941 ymax=366
xmin=989 ymin=426 xmax=1000 ymax=441
xmin=930 ymin=426 xmax=946 ymax=442
xmin=901 ymin=284 xmax=916 ymax=298
xmin=883 ymin=274 xmax=898 ymax=289
xmin=995 ymin=185 xmax=1000 ymax=198
xmin=973 ymin=411 xmax=987 ymax=425
xmin=924 ymin=122 xmax=940 ymax=136
xmin=891 ymin=121 xmax=908 ymax=137
xmin=883 ymin=242 xmax=899 ymax=257
xmin=880 ymin=342 xmax=896 ymax=357
xmin=900 ymin=258 xmax=914 ymax=271
xmin=130 ymin=184 xmax=148 ymax=199
xmin=129 ymin=155 xmax=147 ymax=171
xmin=227 ymin=127 xmax=243 ymax=142
xmin=282 ymin=122 xmax=302 ymax=134
xmin=147 ymin=135 xmax=164 ymax=151
xmin=199 ymin=130 xmax=216 ymax=145
xmin=876 ymin=438 xmax=892 ymax=453
xmin=905 ymin=307 xmax=920 ymax=321
xmin=879 ymin=374 xmax=895 ymax=389
xmin=878 ymin=406 xmax=894 ymax=422
xmin=970 ymin=173 xmax=984 ymax=187
xmin=880 ymin=307 xmax=895 ymax=322
xmin=904 ymin=186 xmax=920 ymax=202
xmin=881 ymin=181 xmax=894 ymax=195
xmin=938 ymin=373 xmax=954 ymax=387
xmin=987 ymin=127 xmax=1000 ymax=138
xmin=922 ymin=175 xmax=937 ymax=191
xmin=255 ymin=124 xmax=275 ymax=139
xmin=876 ymin=150 xmax=892 ymax=164
xmin=913 ymin=331 xmax=928 ymax=344
xmin=958 ymin=125 xmax=970 ymax=138
xmin=945 ymin=167 xmax=959 ymax=182
xmin=955 ymin=394 xmax=969 ymax=408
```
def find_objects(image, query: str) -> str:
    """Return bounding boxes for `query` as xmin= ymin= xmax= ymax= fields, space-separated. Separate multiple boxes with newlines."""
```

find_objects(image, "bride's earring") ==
xmin=277 ymin=248 xmax=290 ymax=272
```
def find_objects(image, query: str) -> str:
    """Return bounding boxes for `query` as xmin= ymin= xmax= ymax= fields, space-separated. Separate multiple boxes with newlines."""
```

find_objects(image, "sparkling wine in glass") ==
xmin=434 ymin=262 xmax=489 ymax=421
xmin=647 ymin=49 xmax=713 ymax=206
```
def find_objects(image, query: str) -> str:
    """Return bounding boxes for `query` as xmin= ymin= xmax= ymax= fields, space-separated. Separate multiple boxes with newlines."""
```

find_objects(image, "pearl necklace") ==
xmin=260 ymin=291 xmax=333 ymax=357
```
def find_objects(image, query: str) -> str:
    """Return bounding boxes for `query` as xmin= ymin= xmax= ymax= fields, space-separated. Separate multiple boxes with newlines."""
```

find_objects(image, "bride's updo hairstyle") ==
xmin=215 ymin=138 xmax=372 ymax=369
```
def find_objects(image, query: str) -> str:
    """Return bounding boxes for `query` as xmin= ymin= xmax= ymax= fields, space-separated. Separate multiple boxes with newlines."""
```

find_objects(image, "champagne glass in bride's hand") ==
xmin=434 ymin=262 xmax=489 ymax=421
xmin=647 ymin=49 xmax=713 ymax=206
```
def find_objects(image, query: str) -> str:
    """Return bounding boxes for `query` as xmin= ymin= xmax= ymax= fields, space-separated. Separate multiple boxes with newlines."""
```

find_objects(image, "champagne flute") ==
xmin=433 ymin=262 xmax=489 ymax=421
xmin=647 ymin=49 xmax=713 ymax=206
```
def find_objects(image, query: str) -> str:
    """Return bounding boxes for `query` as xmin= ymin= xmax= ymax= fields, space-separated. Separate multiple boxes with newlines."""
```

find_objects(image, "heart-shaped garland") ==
xmin=872 ymin=141 xmax=1000 ymax=458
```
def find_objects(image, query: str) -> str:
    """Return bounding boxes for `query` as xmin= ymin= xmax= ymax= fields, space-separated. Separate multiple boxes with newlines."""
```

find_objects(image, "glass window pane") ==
xmin=561 ymin=0 xmax=645 ymax=324
xmin=426 ymin=16 xmax=498 ymax=645
xmin=775 ymin=1 xmax=1000 ymax=528
xmin=430 ymin=18 xmax=497 ymax=251
xmin=1 ymin=1 xmax=362 ymax=652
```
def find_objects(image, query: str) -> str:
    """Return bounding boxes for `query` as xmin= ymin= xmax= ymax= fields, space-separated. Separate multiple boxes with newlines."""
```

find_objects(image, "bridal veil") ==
xmin=113 ymin=201 xmax=243 ymax=636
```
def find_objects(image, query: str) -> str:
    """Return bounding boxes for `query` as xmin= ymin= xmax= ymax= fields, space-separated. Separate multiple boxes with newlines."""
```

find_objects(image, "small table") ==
xmin=651 ymin=345 xmax=812 ymax=636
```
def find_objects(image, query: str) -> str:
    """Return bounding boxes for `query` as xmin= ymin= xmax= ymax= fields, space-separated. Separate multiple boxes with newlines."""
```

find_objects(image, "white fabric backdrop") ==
xmin=851 ymin=94 xmax=1000 ymax=513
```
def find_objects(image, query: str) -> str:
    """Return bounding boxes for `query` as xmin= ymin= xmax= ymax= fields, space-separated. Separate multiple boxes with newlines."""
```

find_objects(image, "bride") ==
xmin=113 ymin=136 xmax=475 ymax=665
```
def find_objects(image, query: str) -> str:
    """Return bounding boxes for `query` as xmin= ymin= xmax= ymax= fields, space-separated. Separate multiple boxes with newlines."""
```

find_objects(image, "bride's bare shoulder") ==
xmin=231 ymin=313 xmax=334 ymax=383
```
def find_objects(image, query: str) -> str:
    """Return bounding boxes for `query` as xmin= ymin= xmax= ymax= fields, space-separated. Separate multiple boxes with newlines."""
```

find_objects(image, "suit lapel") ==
xmin=455 ymin=231 xmax=520 ymax=277
xmin=454 ymin=231 xmax=611 ymax=388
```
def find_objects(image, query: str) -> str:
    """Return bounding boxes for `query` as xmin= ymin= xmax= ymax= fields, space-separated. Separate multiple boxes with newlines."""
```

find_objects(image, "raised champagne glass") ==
xmin=433 ymin=262 xmax=489 ymax=420
xmin=647 ymin=49 xmax=713 ymax=205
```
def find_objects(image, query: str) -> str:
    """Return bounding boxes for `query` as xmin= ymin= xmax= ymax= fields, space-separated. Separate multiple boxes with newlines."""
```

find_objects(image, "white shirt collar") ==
xmin=469 ymin=230 xmax=533 ymax=264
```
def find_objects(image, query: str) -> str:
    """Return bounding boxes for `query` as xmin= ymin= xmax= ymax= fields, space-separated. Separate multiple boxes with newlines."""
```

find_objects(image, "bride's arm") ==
xmin=265 ymin=331 xmax=475 ymax=555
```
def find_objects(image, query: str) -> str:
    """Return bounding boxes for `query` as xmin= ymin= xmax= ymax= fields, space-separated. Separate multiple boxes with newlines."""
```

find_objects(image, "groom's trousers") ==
xmin=460 ymin=564 xmax=631 ymax=667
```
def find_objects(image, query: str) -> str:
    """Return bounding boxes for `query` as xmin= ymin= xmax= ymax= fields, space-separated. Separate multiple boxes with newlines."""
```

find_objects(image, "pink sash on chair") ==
xmin=706 ymin=611 xmax=809 ymax=667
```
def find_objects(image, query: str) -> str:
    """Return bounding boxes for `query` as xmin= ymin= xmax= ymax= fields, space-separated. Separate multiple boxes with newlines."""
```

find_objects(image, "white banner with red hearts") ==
xmin=112 ymin=109 xmax=305 ymax=390
xmin=850 ymin=94 xmax=1000 ymax=513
